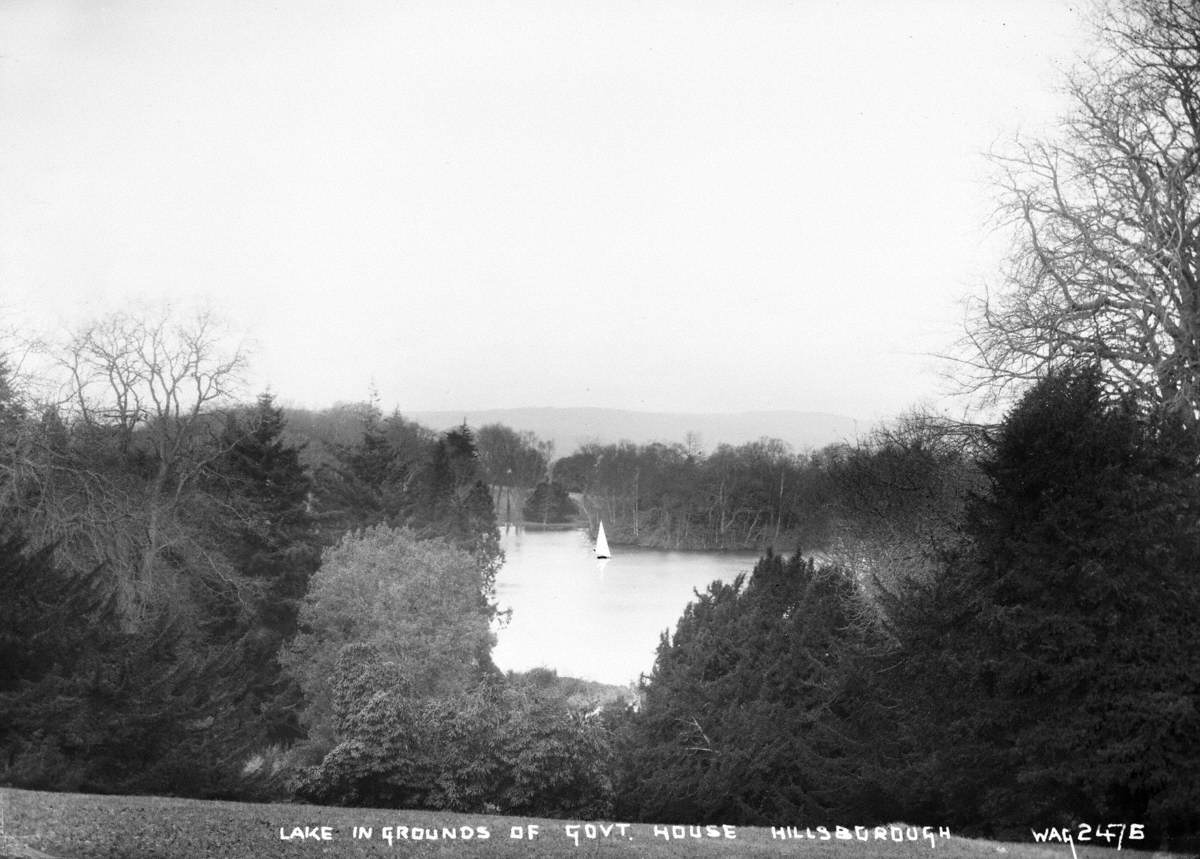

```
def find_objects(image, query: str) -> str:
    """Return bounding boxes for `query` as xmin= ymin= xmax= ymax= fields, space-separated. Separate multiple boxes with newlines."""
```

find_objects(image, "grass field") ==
xmin=0 ymin=788 xmax=1183 ymax=859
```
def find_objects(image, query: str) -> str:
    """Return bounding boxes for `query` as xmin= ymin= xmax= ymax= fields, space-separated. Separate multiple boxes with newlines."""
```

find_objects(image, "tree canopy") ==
xmin=616 ymin=551 xmax=887 ymax=824
xmin=881 ymin=367 xmax=1200 ymax=835
xmin=283 ymin=526 xmax=496 ymax=752
xmin=969 ymin=0 xmax=1200 ymax=427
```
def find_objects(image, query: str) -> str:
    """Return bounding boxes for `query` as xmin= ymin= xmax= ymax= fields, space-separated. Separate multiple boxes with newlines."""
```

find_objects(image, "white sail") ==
xmin=595 ymin=520 xmax=612 ymax=559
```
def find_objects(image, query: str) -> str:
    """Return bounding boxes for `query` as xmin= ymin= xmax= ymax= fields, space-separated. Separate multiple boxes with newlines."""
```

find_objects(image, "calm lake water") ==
xmin=491 ymin=527 xmax=763 ymax=686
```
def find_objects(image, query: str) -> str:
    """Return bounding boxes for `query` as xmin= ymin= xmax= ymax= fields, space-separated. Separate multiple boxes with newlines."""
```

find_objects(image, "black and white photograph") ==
xmin=1 ymin=1 xmax=1199 ymax=856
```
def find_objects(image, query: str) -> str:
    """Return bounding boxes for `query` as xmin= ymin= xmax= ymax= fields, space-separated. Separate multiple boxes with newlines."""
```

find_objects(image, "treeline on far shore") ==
xmin=285 ymin=400 xmax=971 ymax=559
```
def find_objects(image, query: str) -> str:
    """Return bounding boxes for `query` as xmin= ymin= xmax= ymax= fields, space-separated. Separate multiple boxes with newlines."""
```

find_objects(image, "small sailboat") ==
xmin=595 ymin=520 xmax=612 ymax=559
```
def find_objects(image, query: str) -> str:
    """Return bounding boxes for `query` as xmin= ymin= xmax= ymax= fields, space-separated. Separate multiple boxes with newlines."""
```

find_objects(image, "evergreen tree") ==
xmin=0 ymin=526 xmax=252 ymax=796
xmin=0 ymin=528 xmax=106 ymax=693
xmin=312 ymin=406 xmax=434 ymax=539
xmin=216 ymin=393 xmax=321 ymax=638
xmin=210 ymin=393 xmax=323 ymax=742
xmin=617 ymin=551 xmax=886 ymax=823
xmin=409 ymin=424 xmax=504 ymax=601
xmin=886 ymin=367 xmax=1200 ymax=836
xmin=313 ymin=404 xmax=400 ymax=534
xmin=311 ymin=417 xmax=501 ymax=624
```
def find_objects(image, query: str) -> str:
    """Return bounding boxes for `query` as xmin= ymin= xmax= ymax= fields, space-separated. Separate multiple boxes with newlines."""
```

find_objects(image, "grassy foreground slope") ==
xmin=0 ymin=788 xmax=1175 ymax=859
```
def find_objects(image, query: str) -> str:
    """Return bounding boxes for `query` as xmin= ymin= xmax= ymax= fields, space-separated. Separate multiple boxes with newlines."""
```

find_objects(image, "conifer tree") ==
xmin=975 ymin=368 xmax=1199 ymax=830
xmin=210 ymin=393 xmax=323 ymax=743
xmin=313 ymin=406 xmax=432 ymax=538
xmin=617 ymin=551 xmax=885 ymax=823
xmin=314 ymin=404 xmax=397 ymax=533
xmin=409 ymin=424 xmax=504 ymax=600
xmin=0 ymin=529 xmax=105 ymax=693
xmin=217 ymin=393 xmax=320 ymax=638
xmin=888 ymin=367 xmax=1200 ymax=835
xmin=0 ymin=526 xmax=251 ymax=796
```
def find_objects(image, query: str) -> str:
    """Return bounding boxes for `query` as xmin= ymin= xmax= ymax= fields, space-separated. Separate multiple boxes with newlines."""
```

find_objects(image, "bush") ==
xmin=292 ymin=646 xmax=614 ymax=817
xmin=282 ymin=526 xmax=495 ymax=754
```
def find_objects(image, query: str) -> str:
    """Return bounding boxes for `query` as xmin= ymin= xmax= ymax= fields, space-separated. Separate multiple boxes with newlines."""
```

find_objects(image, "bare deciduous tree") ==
xmin=966 ymin=0 xmax=1200 ymax=425
xmin=38 ymin=307 xmax=250 ymax=621
xmin=825 ymin=410 xmax=987 ymax=603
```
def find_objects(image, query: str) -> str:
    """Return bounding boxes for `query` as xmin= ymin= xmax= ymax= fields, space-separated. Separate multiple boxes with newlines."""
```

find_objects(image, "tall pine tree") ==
xmin=217 ymin=393 xmax=321 ymax=639
xmin=408 ymin=424 xmax=503 ymax=602
xmin=886 ymin=367 xmax=1200 ymax=836
xmin=211 ymin=393 xmax=323 ymax=742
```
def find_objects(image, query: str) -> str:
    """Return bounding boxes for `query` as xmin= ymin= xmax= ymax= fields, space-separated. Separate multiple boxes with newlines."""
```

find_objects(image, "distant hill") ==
xmin=405 ymin=407 xmax=865 ymax=457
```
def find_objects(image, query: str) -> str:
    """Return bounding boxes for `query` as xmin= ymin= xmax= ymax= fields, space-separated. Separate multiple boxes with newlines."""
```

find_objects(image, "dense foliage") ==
xmin=521 ymin=480 xmax=579 ymax=524
xmin=3 ymin=302 xmax=1198 ymax=842
xmin=312 ymin=414 xmax=504 ymax=604
xmin=553 ymin=438 xmax=836 ymax=550
xmin=821 ymin=411 xmax=985 ymax=594
xmin=283 ymin=526 xmax=496 ymax=753
xmin=0 ymin=326 xmax=310 ymax=797
xmin=0 ymin=323 xmax=514 ymax=802
xmin=280 ymin=522 xmax=621 ymax=818
xmin=615 ymin=367 xmax=1200 ymax=843
xmin=0 ymin=525 xmax=260 ymax=796
xmin=615 ymin=551 xmax=891 ymax=824
xmin=878 ymin=369 xmax=1200 ymax=836
xmin=475 ymin=423 xmax=552 ymax=489
xmin=293 ymin=646 xmax=614 ymax=817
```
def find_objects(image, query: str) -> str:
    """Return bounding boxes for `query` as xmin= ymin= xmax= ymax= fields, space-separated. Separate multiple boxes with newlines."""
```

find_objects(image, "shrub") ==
xmin=292 ymin=646 xmax=614 ymax=817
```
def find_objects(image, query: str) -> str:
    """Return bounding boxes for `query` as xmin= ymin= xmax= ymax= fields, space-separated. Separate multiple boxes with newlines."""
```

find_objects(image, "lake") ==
xmin=490 ymin=527 xmax=763 ymax=686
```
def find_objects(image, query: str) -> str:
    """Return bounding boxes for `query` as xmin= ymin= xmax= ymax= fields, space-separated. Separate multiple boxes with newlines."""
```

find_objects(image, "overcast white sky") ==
xmin=1 ymin=1 xmax=1093 ymax=421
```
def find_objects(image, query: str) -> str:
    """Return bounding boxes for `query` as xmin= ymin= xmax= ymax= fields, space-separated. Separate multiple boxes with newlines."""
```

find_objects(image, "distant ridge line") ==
xmin=406 ymin=407 xmax=864 ymax=455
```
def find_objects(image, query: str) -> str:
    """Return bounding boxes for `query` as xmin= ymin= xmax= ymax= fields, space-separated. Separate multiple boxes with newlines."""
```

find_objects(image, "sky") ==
xmin=1 ymin=0 xmax=1094 ymax=423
